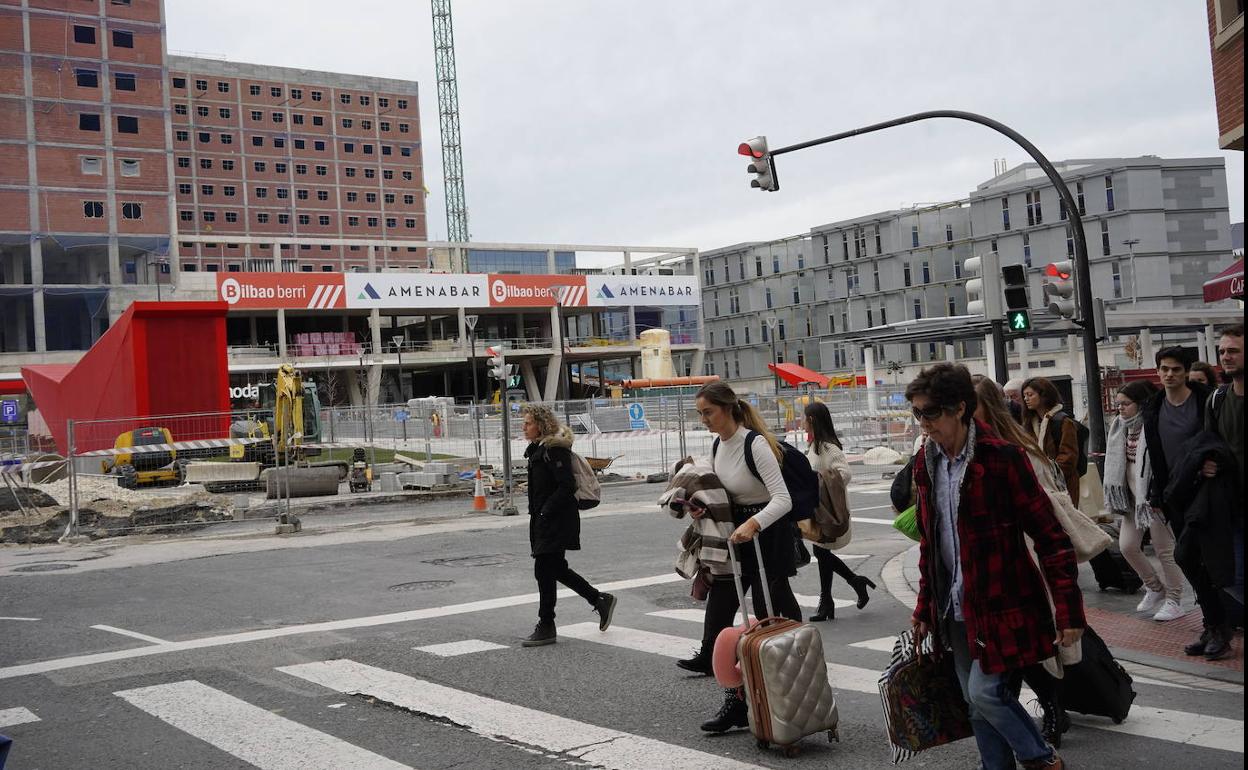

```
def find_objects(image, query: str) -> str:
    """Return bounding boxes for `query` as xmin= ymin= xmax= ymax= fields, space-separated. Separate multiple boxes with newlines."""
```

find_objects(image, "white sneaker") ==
xmin=1153 ymin=599 xmax=1184 ymax=622
xmin=1135 ymin=589 xmax=1165 ymax=614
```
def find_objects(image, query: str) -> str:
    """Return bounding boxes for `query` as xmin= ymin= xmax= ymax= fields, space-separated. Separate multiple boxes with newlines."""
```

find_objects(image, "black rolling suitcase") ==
xmin=1057 ymin=627 xmax=1136 ymax=724
xmin=1088 ymin=521 xmax=1144 ymax=594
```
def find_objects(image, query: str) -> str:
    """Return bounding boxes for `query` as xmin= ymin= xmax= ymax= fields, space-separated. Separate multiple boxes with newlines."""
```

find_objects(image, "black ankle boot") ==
xmin=1040 ymin=699 xmax=1071 ymax=748
xmin=521 ymin=621 xmax=556 ymax=647
xmin=852 ymin=576 xmax=876 ymax=610
xmin=810 ymin=597 xmax=835 ymax=622
xmin=1184 ymin=626 xmax=1213 ymax=656
xmin=676 ymin=646 xmax=713 ymax=675
xmin=700 ymin=688 xmax=748 ymax=733
xmin=1204 ymin=626 xmax=1233 ymax=661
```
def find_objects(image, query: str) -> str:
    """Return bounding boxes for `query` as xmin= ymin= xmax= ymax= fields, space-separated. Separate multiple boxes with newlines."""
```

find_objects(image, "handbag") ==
xmin=690 ymin=566 xmax=712 ymax=601
xmin=878 ymin=629 xmax=973 ymax=764
xmin=793 ymin=529 xmax=812 ymax=568
xmin=1044 ymin=486 xmax=1112 ymax=563
xmin=892 ymin=505 xmax=921 ymax=542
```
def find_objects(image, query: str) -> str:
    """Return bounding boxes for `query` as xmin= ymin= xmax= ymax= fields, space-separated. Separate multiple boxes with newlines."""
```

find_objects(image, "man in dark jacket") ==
xmin=909 ymin=364 xmax=1082 ymax=770
xmin=520 ymin=405 xmax=616 ymax=647
xmin=1142 ymin=347 xmax=1213 ymax=518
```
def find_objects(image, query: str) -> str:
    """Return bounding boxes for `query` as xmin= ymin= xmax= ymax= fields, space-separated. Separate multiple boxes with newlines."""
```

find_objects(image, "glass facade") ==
xmin=466 ymin=249 xmax=576 ymax=274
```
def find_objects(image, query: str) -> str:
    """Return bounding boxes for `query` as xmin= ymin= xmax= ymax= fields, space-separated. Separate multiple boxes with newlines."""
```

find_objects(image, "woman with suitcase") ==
xmin=691 ymin=382 xmax=801 ymax=734
xmin=802 ymin=401 xmax=875 ymax=620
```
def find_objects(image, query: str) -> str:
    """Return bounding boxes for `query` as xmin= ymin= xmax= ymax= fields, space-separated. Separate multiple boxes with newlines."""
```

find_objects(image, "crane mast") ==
xmin=431 ymin=0 xmax=470 ymax=248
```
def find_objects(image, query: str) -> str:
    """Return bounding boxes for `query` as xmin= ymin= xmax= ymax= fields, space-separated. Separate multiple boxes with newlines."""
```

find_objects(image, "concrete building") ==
xmin=0 ymin=0 xmax=426 ymax=358
xmin=697 ymin=156 xmax=1238 ymax=393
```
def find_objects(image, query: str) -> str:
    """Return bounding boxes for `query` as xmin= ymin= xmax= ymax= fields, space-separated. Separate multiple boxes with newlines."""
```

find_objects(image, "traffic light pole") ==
xmin=769 ymin=110 xmax=1105 ymax=455
xmin=990 ymin=320 xmax=1008 ymax=386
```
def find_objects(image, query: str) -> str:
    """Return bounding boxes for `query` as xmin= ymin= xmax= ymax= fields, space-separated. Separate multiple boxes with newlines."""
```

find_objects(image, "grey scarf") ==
xmin=1103 ymin=412 xmax=1152 ymax=528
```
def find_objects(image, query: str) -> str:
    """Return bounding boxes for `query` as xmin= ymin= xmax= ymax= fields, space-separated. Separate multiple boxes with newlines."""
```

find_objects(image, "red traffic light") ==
xmin=738 ymin=142 xmax=764 ymax=159
xmin=1044 ymin=263 xmax=1071 ymax=280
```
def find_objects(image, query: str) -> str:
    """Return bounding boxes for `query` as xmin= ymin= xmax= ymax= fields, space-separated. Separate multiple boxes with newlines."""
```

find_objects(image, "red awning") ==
xmin=1203 ymin=257 xmax=1245 ymax=303
xmin=767 ymin=362 xmax=831 ymax=388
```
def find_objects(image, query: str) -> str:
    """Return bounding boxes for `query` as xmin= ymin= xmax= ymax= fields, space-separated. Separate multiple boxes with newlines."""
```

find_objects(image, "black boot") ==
xmin=676 ymin=646 xmax=713 ymax=675
xmin=700 ymin=688 xmax=748 ymax=733
xmin=810 ymin=597 xmax=835 ymax=622
xmin=1040 ymin=698 xmax=1071 ymax=749
xmin=1204 ymin=626 xmax=1234 ymax=661
xmin=521 ymin=621 xmax=556 ymax=647
xmin=852 ymin=576 xmax=876 ymax=610
xmin=1184 ymin=626 xmax=1213 ymax=656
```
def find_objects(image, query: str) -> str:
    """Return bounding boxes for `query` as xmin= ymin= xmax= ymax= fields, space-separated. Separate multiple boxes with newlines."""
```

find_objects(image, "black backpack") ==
xmin=1050 ymin=411 xmax=1090 ymax=477
xmin=712 ymin=430 xmax=818 ymax=522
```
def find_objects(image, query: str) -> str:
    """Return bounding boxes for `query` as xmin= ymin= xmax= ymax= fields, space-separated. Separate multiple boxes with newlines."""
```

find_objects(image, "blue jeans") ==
xmin=944 ymin=619 xmax=1053 ymax=769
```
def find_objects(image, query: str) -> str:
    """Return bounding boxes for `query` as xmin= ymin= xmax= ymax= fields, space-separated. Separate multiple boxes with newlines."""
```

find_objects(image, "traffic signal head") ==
xmin=1042 ymin=260 xmax=1076 ymax=319
xmin=962 ymin=252 xmax=1002 ymax=318
xmin=1002 ymin=264 xmax=1030 ymax=311
xmin=1006 ymin=309 xmax=1031 ymax=332
xmin=486 ymin=346 xmax=507 ymax=380
xmin=738 ymin=136 xmax=778 ymax=192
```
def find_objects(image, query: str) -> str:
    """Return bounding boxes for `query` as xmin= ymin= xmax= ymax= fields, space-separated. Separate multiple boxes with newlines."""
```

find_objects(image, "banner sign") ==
xmin=216 ymin=274 xmax=345 ymax=309
xmin=215 ymin=272 xmax=700 ymax=310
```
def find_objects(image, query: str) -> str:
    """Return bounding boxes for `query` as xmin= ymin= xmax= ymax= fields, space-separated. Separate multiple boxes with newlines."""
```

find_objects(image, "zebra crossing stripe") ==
xmin=279 ymin=659 xmax=767 ymax=770
xmin=557 ymin=623 xmax=1244 ymax=753
xmin=115 ymin=680 xmax=410 ymax=770
xmin=0 ymin=706 xmax=40 ymax=728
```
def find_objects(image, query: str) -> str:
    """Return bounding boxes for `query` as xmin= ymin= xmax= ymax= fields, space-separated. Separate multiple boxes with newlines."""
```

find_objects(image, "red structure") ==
xmin=22 ymin=302 xmax=230 ymax=453
xmin=1206 ymin=0 xmax=1244 ymax=150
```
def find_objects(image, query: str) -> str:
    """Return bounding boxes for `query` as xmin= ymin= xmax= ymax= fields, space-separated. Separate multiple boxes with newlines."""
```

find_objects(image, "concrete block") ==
xmin=379 ymin=472 xmax=398 ymax=492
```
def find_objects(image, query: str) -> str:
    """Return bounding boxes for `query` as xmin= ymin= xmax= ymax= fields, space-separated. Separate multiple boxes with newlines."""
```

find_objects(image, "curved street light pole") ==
xmin=769 ymin=110 xmax=1105 ymax=454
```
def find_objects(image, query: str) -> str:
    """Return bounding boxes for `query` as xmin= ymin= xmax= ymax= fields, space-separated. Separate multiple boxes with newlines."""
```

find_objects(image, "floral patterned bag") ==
xmin=877 ymin=629 xmax=973 ymax=764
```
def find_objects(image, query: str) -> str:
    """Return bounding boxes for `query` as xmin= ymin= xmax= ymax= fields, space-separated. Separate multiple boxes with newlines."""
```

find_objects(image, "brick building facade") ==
xmin=0 ymin=0 xmax=425 ymax=355
xmin=1207 ymin=0 xmax=1244 ymax=150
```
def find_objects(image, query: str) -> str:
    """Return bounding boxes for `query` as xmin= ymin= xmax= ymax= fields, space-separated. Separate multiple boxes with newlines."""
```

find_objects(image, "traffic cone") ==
xmin=472 ymin=468 xmax=488 ymax=511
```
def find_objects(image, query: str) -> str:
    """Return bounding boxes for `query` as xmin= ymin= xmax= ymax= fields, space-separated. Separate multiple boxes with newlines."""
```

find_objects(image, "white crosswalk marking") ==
xmin=849 ymin=635 xmax=897 ymax=653
xmin=279 ymin=659 xmax=767 ymax=770
xmin=558 ymin=623 xmax=1244 ymax=753
xmin=114 ymin=680 xmax=411 ymax=769
xmin=0 ymin=706 xmax=40 ymax=728
xmin=414 ymin=639 xmax=508 ymax=657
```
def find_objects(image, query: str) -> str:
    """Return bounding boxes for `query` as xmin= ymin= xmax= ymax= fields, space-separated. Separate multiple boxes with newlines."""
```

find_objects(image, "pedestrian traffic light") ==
xmin=738 ymin=136 xmax=778 ymax=191
xmin=1042 ymin=260 xmax=1077 ymax=319
xmin=1006 ymin=309 xmax=1031 ymax=332
xmin=963 ymin=252 xmax=1002 ymax=318
xmin=486 ymin=346 xmax=507 ymax=380
xmin=1002 ymin=264 xmax=1030 ymax=312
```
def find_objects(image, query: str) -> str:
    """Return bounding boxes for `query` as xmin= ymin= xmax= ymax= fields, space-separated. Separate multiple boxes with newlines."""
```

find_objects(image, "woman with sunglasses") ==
xmin=803 ymin=401 xmax=875 ymax=621
xmin=1104 ymin=380 xmax=1185 ymax=623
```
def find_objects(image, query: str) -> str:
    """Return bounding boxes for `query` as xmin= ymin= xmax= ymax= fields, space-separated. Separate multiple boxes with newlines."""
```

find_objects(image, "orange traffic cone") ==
xmin=472 ymin=468 xmax=488 ymax=511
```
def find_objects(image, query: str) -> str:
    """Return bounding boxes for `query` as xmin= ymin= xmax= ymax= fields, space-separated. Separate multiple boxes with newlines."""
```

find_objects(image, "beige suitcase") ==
xmin=729 ymin=539 xmax=840 ymax=757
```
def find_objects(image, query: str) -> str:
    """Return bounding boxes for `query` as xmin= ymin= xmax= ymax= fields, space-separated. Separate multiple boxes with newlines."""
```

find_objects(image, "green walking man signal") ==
xmin=1007 ymin=309 xmax=1031 ymax=332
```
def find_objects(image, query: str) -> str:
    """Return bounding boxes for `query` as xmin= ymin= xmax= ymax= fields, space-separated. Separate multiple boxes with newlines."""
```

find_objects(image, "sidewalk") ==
xmin=901 ymin=546 xmax=1243 ymax=685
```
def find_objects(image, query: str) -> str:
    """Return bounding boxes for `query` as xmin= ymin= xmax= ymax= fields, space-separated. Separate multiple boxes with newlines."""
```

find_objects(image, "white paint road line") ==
xmin=0 ymin=706 xmax=40 ymax=728
xmin=851 ymin=516 xmax=898 ymax=526
xmin=0 ymin=572 xmax=685 ymax=682
xmin=558 ymin=623 xmax=1243 ymax=753
xmin=0 ymin=616 xmax=40 ymax=621
xmin=279 ymin=659 xmax=766 ymax=770
xmin=414 ymin=639 xmax=508 ymax=657
xmin=849 ymin=635 xmax=897 ymax=653
xmin=115 ymin=680 xmax=411 ymax=770
xmin=90 ymin=624 xmax=170 ymax=645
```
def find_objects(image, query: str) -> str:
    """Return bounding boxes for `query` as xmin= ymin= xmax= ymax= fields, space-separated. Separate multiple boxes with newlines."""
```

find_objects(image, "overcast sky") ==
xmin=167 ymin=1 xmax=1244 ymax=266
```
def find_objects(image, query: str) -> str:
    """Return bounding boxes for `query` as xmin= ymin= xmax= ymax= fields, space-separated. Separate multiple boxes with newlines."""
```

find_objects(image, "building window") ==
xmin=384 ymin=193 xmax=396 ymax=204
xmin=903 ymin=262 xmax=912 ymax=287
xmin=366 ymin=217 xmax=379 ymax=227
xmin=197 ymin=131 xmax=210 ymax=143
xmin=342 ymin=118 xmax=353 ymax=129
xmin=383 ymin=169 xmax=394 ymax=180
xmin=254 ymin=161 xmax=266 ymax=172
xmin=347 ymin=216 xmax=360 ymax=227
xmin=278 ymin=214 xmax=290 ymax=224
xmin=75 ymin=69 xmax=98 ymax=88
xmin=405 ymin=218 xmax=416 ymax=228
xmin=119 ymin=159 xmax=140 ymax=177
xmin=116 ymin=116 xmax=138 ymax=133
xmin=250 ymin=110 xmax=263 ymax=121
xmin=199 ymin=158 xmax=212 ymax=170
xmin=343 ymin=142 xmax=355 ymax=154
xmin=1076 ymin=181 xmax=1086 ymax=215
xmin=112 ymin=29 xmax=133 ymax=47
xmin=1104 ymin=175 xmax=1115 ymax=211
xmin=317 ymin=190 xmax=329 ymax=201
xmin=314 ymin=140 xmax=325 ymax=151
xmin=217 ymin=81 xmax=230 ymax=93
xmin=202 ymin=211 xmax=216 ymax=223
xmin=913 ymin=298 xmax=923 ymax=319
xmin=311 ymin=90 xmax=322 ymax=101
xmin=400 ymin=146 xmax=412 ymax=157
xmin=847 ymin=266 xmax=860 ymax=294
xmin=121 ymin=202 xmax=142 ymax=220
xmin=249 ymin=84 xmax=261 ymax=96
xmin=172 ymin=77 xmax=186 ymax=89
xmin=175 ymin=129 xmax=188 ymax=141
xmin=218 ymin=107 xmax=231 ymax=119
xmin=922 ymin=261 xmax=931 ymax=283
xmin=378 ymin=97 xmax=390 ymax=108
xmin=1025 ymin=190 xmax=1042 ymax=226
xmin=359 ymin=95 xmax=371 ymax=106
xmin=270 ymin=86 xmax=282 ymax=98
xmin=195 ymin=79 xmax=207 ymax=91
xmin=340 ymin=93 xmax=351 ymax=104
xmin=361 ymin=119 xmax=373 ymax=130
xmin=223 ymin=186 xmax=236 ymax=197
xmin=276 ymin=188 xmax=289 ymax=199
xmin=792 ymin=285 xmax=800 ymax=304
xmin=73 ymin=25 xmax=96 ymax=44
xmin=273 ymin=137 xmax=285 ymax=148
xmin=873 ymin=265 xmax=881 ymax=291
xmin=380 ymin=121 xmax=391 ymax=132
xmin=381 ymin=145 xmax=392 ymax=156
xmin=319 ymin=215 xmax=331 ymax=226
xmin=291 ymin=88 xmax=302 ymax=100
xmin=222 ymin=160 xmax=234 ymax=170
xmin=777 ymin=320 xmax=786 ymax=340
xmin=254 ymin=187 xmax=268 ymax=198
xmin=954 ymin=260 xmax=962 ymax=279
xmin=399 ymin=123 xmax=410 ymax=133
xmin=200 ymin=184 xmax=214 ymax=196
xmin=274 ymin=162 xmax=287 ymax=173
xmin=1001 ymin=197 xmax=1011 ymax=230
xmin=385 ymin=217 xmax=396 ymax=228
xmin=296 ymin=189 xmax=309 ymax=200
xmin=179 ymin=210 xmax=192 ymax=222
xmin=252 ymin=136 xmax=263 ymax=147
xmin=346 ymin=192 xmax=358 ymax=202
xmin=1111 ymin=261 xmax=1123 ymax=299
xmin=197 ymin=105 xmax=210 ymax=118
xmin=177 ymin=156 xmax=190 ymax=168
xmin=402 ymin=171 xmax=413 ymax=180
xmin=174 ymin=104 xmax=187 ymax=115
xmin=365 ymin=192 xmax=378 ymax=203
xmin=854 ymin=227 xmax=866 ymax=257
xmin=397 ymin=99 xmax=408 ymax=109
xmin=363 ymin=168 xmax=375 ymax=178
xmin=945 ymin=223 xmax=953 ymax=242
xmin=911 ymin=225 xmax=919 ymax=247
xmin=1065 ymin=225 xmax=1075 ymax=257
xmin=947 ymin=296 xmax=957 ymax=316
xmin=1059 ymin=195 xmax=1068 ymax=221
xmin=293 ymin=139 xmax=305 ymax=150
xmin=220 ymin=133 xmax=233 ymax=144
xmin=874 ymin=224 xmax=882 ymax=254
xmin=81 ymin=156 xmax=103 ymax=175
xmin=764 ymin=288 xmax=773 ymax=309
xmin=315 ymin=165 xmax=328 ymax=176
xmin=272 ymin=112 xmax=284 ymax=123
xmin=298 ymin=214 xmax=310 ymax=225
xmin=295 ymin=164 xmax=308 ymax=175
xmin=292 ymin=114 xmax=304 ymax=125
xmin=1101 ymin=219 xmax=1111 ymax=256
xmin=83 ymin=201 xmax=104 ymax=218
xmin=1023 ymin=233 xmax=1032 ymax=267
xmin=256 ymin=213 xmax=269 ymax=223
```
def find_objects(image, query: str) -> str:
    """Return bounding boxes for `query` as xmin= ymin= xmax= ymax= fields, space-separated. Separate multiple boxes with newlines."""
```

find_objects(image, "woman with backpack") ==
xmin=519 ymin=405 xmax=616 ymax=648
xmin=803 ymin=401 xmax=875 ymax=621
xmin=1022 ymin=377 xmax=1082 ymax=503
xmin=690 ymin=381 xmax=801 ymax=734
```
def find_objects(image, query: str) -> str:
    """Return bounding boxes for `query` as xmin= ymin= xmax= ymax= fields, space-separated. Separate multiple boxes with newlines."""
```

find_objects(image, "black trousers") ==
xmin=534 ymin=551 xmax=600 ymax=623
xmin=1175 ymin=532 xmax=1229 ymax=630
xmin=813 ymin=546 xmax=859 ymax=598
xmin=699 ymin=572 xmax=802 ymax=651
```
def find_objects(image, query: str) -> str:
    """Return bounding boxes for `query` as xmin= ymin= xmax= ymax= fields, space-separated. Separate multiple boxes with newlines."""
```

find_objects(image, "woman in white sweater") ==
xmin=803 ymin=402 xmax=875 ymax=620
xmin=691 ymin=381 xmax=801 ymax=735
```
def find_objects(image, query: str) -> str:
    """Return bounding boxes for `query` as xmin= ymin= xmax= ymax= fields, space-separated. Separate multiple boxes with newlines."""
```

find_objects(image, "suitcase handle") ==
xmin=727 ymin=536 xmax=775 ymax=626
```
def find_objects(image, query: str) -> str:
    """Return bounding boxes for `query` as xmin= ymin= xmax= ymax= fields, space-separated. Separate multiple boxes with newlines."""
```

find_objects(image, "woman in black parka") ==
xmin=520 ymin=404 xmax=616 ymax=646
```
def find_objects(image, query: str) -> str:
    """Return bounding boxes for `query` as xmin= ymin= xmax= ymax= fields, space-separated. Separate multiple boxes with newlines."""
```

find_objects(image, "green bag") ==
xmin=893 ymin=504 xmax=920 ymax=542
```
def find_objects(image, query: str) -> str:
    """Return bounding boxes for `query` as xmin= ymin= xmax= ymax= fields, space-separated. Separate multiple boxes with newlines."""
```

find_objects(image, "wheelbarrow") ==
xmin=584 ymin=455 xmax=625 ymax=475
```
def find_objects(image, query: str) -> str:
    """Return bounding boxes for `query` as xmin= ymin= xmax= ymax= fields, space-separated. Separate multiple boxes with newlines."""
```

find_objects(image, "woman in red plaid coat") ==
xmin=908 ymin=363 xmax=1085 ymax=770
